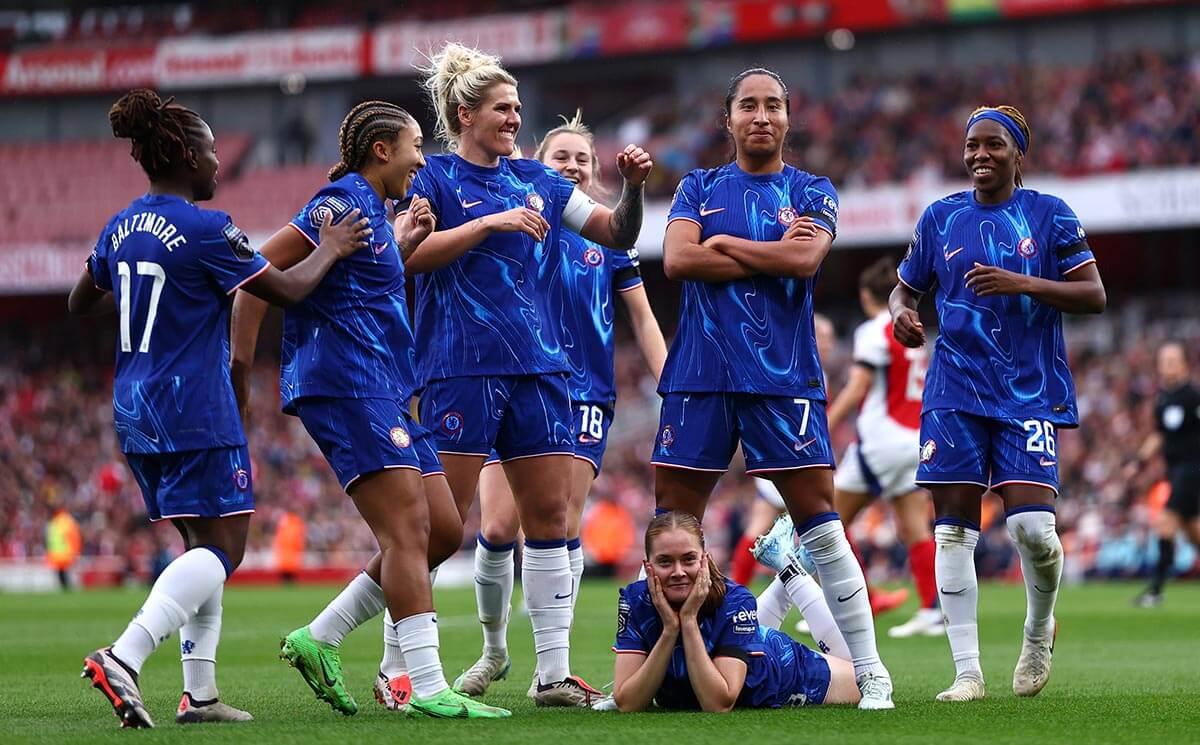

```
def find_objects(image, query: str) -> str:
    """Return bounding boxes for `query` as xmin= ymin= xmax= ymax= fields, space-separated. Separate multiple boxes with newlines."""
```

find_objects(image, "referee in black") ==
xmin=1134 ymin=342 xmax=1200 ymax=607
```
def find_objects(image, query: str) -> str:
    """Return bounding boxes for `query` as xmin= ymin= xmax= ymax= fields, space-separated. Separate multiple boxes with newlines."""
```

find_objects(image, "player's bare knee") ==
xmin=520 ymin=503 xmax=567 ymax=541
xmin=480 ymin=519 xmax=519 ymax=547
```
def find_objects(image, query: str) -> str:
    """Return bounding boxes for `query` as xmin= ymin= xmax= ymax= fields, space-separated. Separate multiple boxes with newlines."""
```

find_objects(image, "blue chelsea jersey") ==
xmin=661 ymin=163 xmax=838 ymax=399
xmin=898 ymin=188 xmax=1095 ymax=426
xmin=281 ymin=173 xmax=419 ymax=412
xmin=546 ymin=230 xmax=643 ymax=403
xmin=88 ymin=194 xmax=269 ymax=453
xmin=614 ymin=579 xmax=808 ymax=709
xmin=409 ymin=154 xmax=577 ymax=385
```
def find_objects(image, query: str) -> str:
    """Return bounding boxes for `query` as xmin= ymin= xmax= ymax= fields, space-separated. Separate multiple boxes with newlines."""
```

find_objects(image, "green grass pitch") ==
xmin=2 ymin=581 xmax=1197 ymax=744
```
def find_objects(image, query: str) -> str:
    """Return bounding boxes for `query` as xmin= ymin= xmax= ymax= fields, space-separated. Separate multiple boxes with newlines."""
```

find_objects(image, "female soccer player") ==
xmin=404 ymin=42 xmax=651 ymax=707
xmin=455 ymin=112 xmax=667 ymax=697
xmin=890 ymin=105 xmax=1106 ymax=701
xmin=229 ymin=100 xmax=509 ymax=719
xmin=611 ymin=511 xmax=861 ymax=712
xmin=655 ymin=67 xmax=892 ymax=708
xmin=72 ymin=88 xmax=369 ymax=728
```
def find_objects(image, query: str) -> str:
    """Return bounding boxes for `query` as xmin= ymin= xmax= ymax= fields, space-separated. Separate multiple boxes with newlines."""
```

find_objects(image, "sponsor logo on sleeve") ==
xmin=729 ymin=607 xmax=758 ymax=635
xmin=820 ymin=194 xmax=838 ymax=222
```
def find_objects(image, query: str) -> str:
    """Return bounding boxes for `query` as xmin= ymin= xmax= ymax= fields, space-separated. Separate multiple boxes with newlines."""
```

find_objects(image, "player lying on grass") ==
xmin=610 ymin=511 xmax=860 ymax=712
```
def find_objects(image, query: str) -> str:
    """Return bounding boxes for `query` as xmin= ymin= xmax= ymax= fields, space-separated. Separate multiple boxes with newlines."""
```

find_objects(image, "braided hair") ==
xmin=328 ymin=101 xmax=417 ymax=182
xmin=109 ymin=89 xmax=208 ymax=180
xmin=968 ymin=104 xmax=1031 ymax=186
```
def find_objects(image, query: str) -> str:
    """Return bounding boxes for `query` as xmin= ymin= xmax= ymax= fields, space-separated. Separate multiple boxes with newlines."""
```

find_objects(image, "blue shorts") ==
xmin=916 ymin=409 xmax=1060 ymax=494
xmin=482 ymin=400 xmax=613 ymax=475
xmin=651 ymin=392 xmax=835 ymax=473
xmin=294 ymin=397 xmax=426 ymax=490
xmin=413 ymin=422 xmax=445 ymax=478
xmin=126 ymin=445 xmax=254 ymax=522
xmin=766 ymin=631 xmax=832 ymax=707
xmin=420 ymin=374 xmax=574 ymax=461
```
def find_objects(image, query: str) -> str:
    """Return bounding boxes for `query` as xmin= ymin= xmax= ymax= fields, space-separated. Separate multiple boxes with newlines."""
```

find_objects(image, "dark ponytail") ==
xmin=109 ymin=88 xmax=206 ymax=180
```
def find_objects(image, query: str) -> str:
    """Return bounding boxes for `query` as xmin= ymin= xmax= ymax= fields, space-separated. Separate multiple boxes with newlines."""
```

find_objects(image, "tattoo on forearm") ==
xmin=610 ymin=183 xmax=644 ymax=248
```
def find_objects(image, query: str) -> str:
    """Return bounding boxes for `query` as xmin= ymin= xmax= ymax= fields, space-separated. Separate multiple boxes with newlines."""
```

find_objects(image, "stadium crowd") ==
xmin=599 ymin=49 xmax=1200 ymax=198
xmin=2 ymin=299 xmax=1196 ymax=582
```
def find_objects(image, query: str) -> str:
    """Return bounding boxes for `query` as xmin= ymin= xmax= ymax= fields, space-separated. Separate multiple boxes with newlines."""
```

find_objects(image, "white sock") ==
xmin=380 ymin=609 xmax=406 ymax=678
xmin=474 ymin=537 xmax=515 ymax=657
xmin=309 ymin=572 xmax=385 ymax=647
xmin=522 ymin=541 xmax=572 ymax=683
xmin=779 ymin=562 xmax=851 ymax=661
xmin=112 ymin=547 xmax=228 ymax=674
xmin=799 ymin=516 xmax=883 ymax=678
xmin=1006 ymin=509 xmax=1062 ymax=641
xmin=567 ymin=538 xmax=584 ymax=615
xmin=935 ymin=522 xmax=982 ymax=679
xmin=756 ymin=577 xmax=792 ymax=630
xmin=180 ymin=585 xmax=222 ymax=701
xmin=393 ymin=612 xmax=448 ymax=699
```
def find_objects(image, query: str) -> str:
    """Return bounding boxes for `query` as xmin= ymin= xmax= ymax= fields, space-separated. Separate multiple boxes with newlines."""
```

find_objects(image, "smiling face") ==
xmin=647 ymin=528 xmax=705 ymax=607
xmin=540 ymin=130 xmax=594 ymax=194
xmin=964 ymin=118 xmax=1021 ymax=200
xmin=461 ymin=82 xmax=521 ymax=160
xmin=726 ymin=73 xmax=789 ymax=162
xmin=380 ymin=122 xmax=425 ymax=200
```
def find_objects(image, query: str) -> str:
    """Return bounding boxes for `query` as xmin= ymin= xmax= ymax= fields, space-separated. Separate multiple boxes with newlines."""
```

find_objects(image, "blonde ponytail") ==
xmin=419 ymin=42 xmax=517 ymax=150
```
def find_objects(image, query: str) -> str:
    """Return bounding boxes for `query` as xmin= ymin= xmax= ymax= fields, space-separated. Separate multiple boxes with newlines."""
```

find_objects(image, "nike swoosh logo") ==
xmin=1034 ymin=584 xmax=1055 ymax=594
xmin=699 ymin=207 xmax=725 ymax=217
xmin=318 ymin=651 xmax=339 ymax=687
xmin=796 ymin=437 xmax=817 ymax=450
xmin=554 ymin=592 xmax=573 ymax=600
xmin=836 ymin=587 xmax=864 ymax=603
xmin=1040 ymin=458 xmax=1057 ymax=467
xmin=940 ymin=587 xmax=968 ymax=595
xmin=461 ymin=199 xmax=483 ymax=209
xmin=474 ymin=578 xmax=495 ymax=586
xmin=944 ymin=247 xmax=965 ymax=261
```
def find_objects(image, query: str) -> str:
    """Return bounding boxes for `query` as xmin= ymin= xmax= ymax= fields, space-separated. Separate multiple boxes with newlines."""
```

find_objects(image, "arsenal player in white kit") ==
xmin=829 ymin=257 xmax=941 ymax=638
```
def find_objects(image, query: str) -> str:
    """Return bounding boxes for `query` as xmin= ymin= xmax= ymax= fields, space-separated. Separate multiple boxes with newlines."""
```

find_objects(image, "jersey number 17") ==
xmin=117 ymin=260 xmax=166 ymax=354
